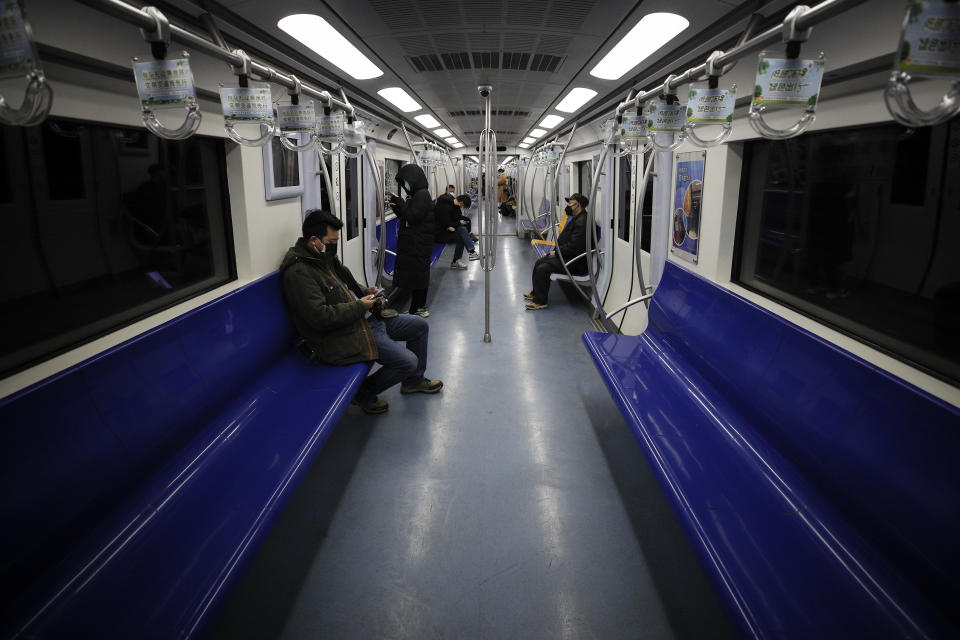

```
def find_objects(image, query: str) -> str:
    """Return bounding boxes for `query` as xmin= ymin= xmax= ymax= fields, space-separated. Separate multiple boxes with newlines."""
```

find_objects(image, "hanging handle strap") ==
xmin=134 ymin=7 xmax=200 ymax=140
xmin=279 ymin=75 xmax=318 ymax=152
xmin=223 ymin=49 xmax=276 ymax=147
xmin=686 ymin=51 xmax=734 ymax=148
xmin=649 ymin=75 xmax=685 ymax=152
xmin=0 ymin=2 xmax=52 ymax=127
xmin=748 ymin=5 xmax=821 ymax=140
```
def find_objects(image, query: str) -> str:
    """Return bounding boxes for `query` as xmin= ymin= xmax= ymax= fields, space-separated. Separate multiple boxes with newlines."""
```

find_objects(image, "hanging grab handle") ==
xmin=222 ymin=49 xmax=276 ymax=147
xmin=279 ymin=75 xmax=318 ymax=152
xmin=133 ymin=7 xmax=200 ymax=140
xmin=648 ymin=76 xmax=686 ymax=152
xmin=685 ymin=52 xmax=736 ymax=148
xmin=748 ymin=5 xmax=824 ymax=140
xmin=0 ymin=2 xmax=52 ymax=127
xmin=884 ymin=0 xmax=960 ymax=127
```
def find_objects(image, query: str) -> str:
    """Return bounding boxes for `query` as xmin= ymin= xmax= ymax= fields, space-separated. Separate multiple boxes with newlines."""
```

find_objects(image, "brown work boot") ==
xmin=351 ymin=395 xmax=389 ymax=414
xmin=400 ymin=378 xmax=444 ymax=394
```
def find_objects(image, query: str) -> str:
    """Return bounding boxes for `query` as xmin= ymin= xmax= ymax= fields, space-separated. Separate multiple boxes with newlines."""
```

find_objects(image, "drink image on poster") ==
xmin=671 ymin=151 xmax=706 ymax=263
xmin=684 ymin=179 xmax=702 ymax=239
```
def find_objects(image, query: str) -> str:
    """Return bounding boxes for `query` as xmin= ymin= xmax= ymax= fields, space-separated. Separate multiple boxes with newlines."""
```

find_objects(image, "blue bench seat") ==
xmin=377 ymin=215 xmax=446 ymax=276
xmin=0 ymin=273 xmax=369 ymax=639
xmin=583 ymin=261 xmax=959 ymax=639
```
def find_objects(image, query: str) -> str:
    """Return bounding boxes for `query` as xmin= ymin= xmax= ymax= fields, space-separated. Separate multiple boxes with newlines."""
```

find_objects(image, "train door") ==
xmin=363 ymin=141 xmax=382 ymax=286
xmin=605 ymin=154 xmax=637 ymax=329
xmin=594 ymin=151 xmax=614 ymax=302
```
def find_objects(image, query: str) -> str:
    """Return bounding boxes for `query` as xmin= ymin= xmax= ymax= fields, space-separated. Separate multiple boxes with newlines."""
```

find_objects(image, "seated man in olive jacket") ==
xmin=281 ymin=210 xmax=443 ymax=415
xmin=524 ymin=194 xmax=590 ymax=310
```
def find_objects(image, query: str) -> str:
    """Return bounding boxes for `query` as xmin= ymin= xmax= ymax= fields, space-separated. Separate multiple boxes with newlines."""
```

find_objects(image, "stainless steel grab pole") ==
xmin=478 ymin=85 xmax=493 ymax=343
xmin=364 ymin=144 xmax=387 ymax=288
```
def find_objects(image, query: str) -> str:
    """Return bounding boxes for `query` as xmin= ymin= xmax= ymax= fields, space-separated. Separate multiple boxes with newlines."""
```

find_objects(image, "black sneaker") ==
xmin=400 ymin=379 xmax=444 ymax=394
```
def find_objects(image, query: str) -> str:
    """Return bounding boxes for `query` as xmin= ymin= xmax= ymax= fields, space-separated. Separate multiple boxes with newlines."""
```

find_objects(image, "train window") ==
xmin=345 ymin=155 xmax=359 ymax=240
xmin=576 ymin=160 xmax=591 ymax=195
xmin=617 ymin=156 xmax=631 ymax=241
xmin=735 ymin=121 xmax=960 ymax=384
xmin=640 ymin=151 xmax=653 ymax=252
xmin=0 ymin=117 xmax=235 ymax=379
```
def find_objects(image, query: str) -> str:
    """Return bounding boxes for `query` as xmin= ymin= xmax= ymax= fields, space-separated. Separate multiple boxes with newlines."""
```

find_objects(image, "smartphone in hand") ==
xmin=372 ymin=287 xmax=387 ymax=299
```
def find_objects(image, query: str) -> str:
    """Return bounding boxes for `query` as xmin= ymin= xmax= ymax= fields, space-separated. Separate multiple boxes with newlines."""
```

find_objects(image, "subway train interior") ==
xmin=1 ymin=0 xmax=959 ymax=638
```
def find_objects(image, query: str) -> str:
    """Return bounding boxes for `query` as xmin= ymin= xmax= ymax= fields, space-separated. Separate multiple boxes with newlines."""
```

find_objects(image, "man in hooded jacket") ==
xmin=281 ymin=209 xmax=443 ymax=415
xmin=388 ymin=164 xmax=435 ymax=317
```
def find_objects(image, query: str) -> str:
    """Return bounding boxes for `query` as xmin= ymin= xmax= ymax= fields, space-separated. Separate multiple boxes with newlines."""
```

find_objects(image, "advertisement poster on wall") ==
xmin=670 ymin=151 xmax=706 ymax=263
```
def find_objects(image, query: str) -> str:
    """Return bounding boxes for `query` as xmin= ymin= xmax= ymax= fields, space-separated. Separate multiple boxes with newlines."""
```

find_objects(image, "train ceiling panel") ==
xmin=205 ymin=0 xmax=772 ymax=144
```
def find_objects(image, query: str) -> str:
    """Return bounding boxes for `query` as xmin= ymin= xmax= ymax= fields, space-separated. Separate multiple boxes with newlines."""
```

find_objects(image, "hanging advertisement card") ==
xmin=133 ymin=58 xmax=197 ymax=109
xmin=219 ymin=87 xmax=273 ymax=122
xmin=318 ymin=112 xmax=346 ymax=138
xmin=670 ymin=151 xmax=706 ymax=263
xmin=0 ymin=2 xmax=36 ymax=78
xmin=753 ymin=56 xmax=825 ymax=106
xmin=620 ymin=112 xmax=648 ymax=140
xmin=646 ymin=103 xmax=685 ymax=132
xmin=277 ymin=103 xmax=316 ymax=132
xmin=686 ymin=87 xmax=736 ymax=124
xmin=897 ymin=0 xmax=960 ymax=76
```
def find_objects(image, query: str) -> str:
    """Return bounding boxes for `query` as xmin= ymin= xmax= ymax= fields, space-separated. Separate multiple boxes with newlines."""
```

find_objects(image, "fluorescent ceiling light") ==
xmin=539 ymin=115 xmax=564 ymax=129
xmin=522 ymin=137 xmax=535 ymax=144
xmin=529 ymin=129 xmax=547 ymax=139
xmin=415 ymin=114 xmax=441 ymax=128
xmin=452 ymin=142 xmax=464 ymax=148
xmin=469 ymin=155 xmax=479 ymax=162
xmin=556 ymin=87 xmax=598 ymax=113
xmin=278 ymin=14 xmax=382 ymax=80
xmin=377 ymin=87 xmax=420 ymax=112
xmin=518 ymin=143 xmax=530 ymax=149
xmin=445 ymin=136 xmax=459 ymax=144
xmin=590 ymin=13 xmax=689 ymax=80
xmin=434 ymin=128 xmax=452 ymax=137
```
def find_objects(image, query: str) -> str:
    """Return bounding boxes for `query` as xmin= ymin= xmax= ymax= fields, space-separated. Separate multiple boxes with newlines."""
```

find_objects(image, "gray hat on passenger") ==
xmin=565 ymin=193 xmax=589 ymax=208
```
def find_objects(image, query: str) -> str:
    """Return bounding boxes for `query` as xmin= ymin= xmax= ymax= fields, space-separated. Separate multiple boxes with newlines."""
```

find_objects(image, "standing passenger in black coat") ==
xmin=388 ymin=164 xmax=435 ymax=317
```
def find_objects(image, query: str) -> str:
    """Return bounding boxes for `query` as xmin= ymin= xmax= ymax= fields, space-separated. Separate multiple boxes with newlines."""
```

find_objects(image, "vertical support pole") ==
xmin=478 ymin=84 xmax=493 ymax=343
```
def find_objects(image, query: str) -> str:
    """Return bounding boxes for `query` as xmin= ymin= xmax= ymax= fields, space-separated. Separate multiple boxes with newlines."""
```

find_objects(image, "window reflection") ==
xmin=736 ymin=122 xmax=960 ymax=383
xmin=0 ymin=118 xmax=235 ymax=378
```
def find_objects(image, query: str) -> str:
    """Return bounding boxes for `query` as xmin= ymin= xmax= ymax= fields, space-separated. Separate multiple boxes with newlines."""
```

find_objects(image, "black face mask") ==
xmin=564 ymin=205 xmax=573 ymax=215
xmin=324 ymin=242 xmax=338 ymax=256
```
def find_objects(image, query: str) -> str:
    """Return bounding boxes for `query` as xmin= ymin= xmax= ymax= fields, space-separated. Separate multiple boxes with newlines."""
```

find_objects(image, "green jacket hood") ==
xmin=280 ymin=238 xmax=326 ymax=271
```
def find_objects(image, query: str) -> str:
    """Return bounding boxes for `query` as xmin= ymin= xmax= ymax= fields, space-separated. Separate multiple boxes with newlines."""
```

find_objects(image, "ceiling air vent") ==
xmin=407 ymin=54 xmax=443 ymax=72
xmin=440 ymin=52 xmax=472 ymax=70
xmin=529 ymin=53 xmax=563 ymax=72
xmin=472 ymin=51 xmax=500 ymax=69
xmin=502 ymin=52 xmax=531 ymax=71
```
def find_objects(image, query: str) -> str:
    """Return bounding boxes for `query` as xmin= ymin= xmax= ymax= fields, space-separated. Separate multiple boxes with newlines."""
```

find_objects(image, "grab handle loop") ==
xmin=222 ymin=49 xmax=276 ymax=147
xmin=748 ymin=6 xmax=823 ymax=140
xmin=317 ymin=106 xmax=344 ymax=156
xmin=132 ymin=6 xmax=200 ymax=140
xmin=279 ymin=75 xmax=318 ymax=152
xmin=0 ymin=2 xmax=53 ymax=127
xmin=685 ymin=52 xmax=735 ymax=148
xmin=648 ymin=76 xmax=686 ymax=152
xmin=883 ymin=0 xmax=960 ymax=127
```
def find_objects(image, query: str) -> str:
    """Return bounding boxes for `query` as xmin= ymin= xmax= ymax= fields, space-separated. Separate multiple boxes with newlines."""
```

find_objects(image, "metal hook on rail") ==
xmin=884 ymin=0 xmax=960 ymax=128
xmin=748 ymin=5 xmax=823 ymax=140
xmin=279 ymin=75 xmax=319 ymax=152
xmin=222 ymin=49 xmax=276 ymax=147
xmin=685 ymin=51 xmax=736 ymax=148
xmin=130 ymin=6 xmax=200 ymax=140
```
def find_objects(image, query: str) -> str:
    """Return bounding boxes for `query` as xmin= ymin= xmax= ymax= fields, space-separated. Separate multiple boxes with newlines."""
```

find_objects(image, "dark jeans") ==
xmin=357 ymin=314 xmax=428 ymax=399
xmin=531 ymin=255 xmax=583 ymax=304
xmin=452 ymin=226 xmax=475 ymax=260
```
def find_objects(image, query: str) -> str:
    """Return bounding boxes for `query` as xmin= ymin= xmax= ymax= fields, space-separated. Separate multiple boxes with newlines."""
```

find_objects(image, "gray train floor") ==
xmin=210 ymin=234 xmax=738 ymax=640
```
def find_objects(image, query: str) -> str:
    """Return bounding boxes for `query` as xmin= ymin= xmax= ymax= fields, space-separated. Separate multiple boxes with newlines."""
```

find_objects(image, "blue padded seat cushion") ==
xmin=0 ymin=272 xmax=370 ymax=639
xmin=583 ymin=260 xmax=960 ymax=639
